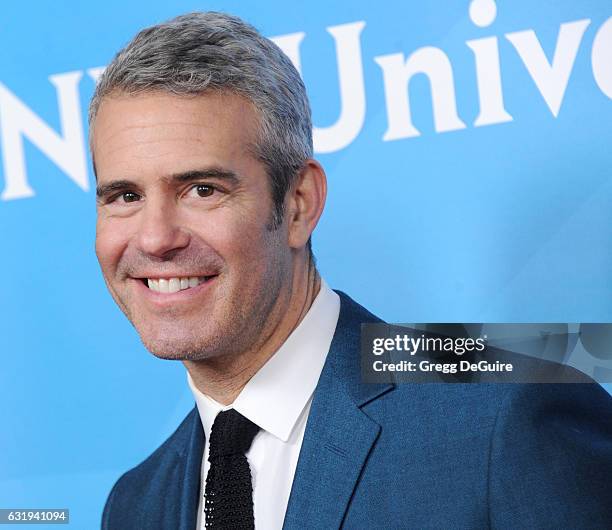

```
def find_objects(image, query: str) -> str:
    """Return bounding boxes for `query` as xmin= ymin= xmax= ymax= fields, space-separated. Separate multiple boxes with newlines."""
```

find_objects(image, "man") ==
xmin=93 ymin=11 xmax=612 ymax=530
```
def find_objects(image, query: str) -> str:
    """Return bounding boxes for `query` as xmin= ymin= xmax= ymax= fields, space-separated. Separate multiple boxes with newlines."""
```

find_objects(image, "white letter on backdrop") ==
xmin=0 ymin=71 xmax=88 ymax=200
xmin=375 ymin=47 xmax=466 ymax=140
xmin=506 ymin=19 xmax=590 ymax=117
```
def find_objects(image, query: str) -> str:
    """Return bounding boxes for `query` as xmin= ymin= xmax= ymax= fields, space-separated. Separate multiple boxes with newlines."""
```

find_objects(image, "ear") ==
xmin=286 ymin=159 xmax=327 ymax=250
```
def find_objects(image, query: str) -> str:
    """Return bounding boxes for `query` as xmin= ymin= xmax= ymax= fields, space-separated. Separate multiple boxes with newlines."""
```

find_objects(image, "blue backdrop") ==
xmin=2 ymin=1 xmax=612 ymax=527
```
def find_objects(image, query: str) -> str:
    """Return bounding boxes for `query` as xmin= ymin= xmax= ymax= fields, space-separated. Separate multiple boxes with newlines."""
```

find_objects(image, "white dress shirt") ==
xmin=187 ymin=280 xmax=340 ymax=530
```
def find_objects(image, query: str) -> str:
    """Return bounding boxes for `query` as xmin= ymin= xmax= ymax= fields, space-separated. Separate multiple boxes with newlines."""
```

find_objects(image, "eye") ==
xmin=121 ymin=192 xmax=140 ymax=203
xmin=192 ymin=184 xmax=215 ymax=198
xmin=105 ymin=191 xmax=141 ymax=204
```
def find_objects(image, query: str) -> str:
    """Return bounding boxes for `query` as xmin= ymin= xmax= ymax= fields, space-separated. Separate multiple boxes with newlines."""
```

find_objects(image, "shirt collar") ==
xmin=188 ymin=280 xmax=340 ymax=443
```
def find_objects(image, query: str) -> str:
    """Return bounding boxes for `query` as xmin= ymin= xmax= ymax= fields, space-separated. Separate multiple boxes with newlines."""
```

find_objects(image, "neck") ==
xmin=184 ymin=256 xmax=320 ymax=405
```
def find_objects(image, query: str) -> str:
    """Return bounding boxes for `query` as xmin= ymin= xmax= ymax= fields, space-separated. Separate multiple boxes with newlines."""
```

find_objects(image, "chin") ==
xmin=138 ymin=326 xmax=226 ymax=361
xmin=127 ymin=315 xmax=202 ymax=359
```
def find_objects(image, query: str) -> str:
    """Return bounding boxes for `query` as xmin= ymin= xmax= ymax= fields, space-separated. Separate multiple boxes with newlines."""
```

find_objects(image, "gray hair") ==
xmin=89 ymin=11 xmax=313 ymax=228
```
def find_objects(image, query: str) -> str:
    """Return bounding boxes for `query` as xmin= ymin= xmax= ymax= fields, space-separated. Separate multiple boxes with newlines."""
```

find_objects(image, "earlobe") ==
xmin=287 ymin=160 xmax=327 ymax=250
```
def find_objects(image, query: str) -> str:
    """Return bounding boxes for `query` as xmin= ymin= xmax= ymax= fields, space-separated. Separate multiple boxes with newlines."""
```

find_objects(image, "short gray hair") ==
xmin=89 ymin=11 xmax=313 ymax=228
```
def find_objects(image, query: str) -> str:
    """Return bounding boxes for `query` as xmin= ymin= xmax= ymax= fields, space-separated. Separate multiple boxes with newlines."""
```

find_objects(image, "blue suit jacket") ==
xmin=102 ymin=292 xmax=612 ymax=529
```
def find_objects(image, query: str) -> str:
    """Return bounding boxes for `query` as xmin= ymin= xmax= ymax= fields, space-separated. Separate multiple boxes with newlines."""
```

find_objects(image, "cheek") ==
xmin=232 ymin=218 xmax=280 ymax=258
xmin=95 ymin=219 xmax=129 ymax=274
xmin=233 ymin=227 xmax=288 ymax=283
xmin=191 ymin=205 xmax=271 ymax=254
xmin=210 ymin=227 xmax=262 ymax=268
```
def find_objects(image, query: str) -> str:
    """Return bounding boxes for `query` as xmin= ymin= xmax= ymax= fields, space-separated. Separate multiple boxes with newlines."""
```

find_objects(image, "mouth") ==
xmin=138 ymin=275 xmax=217 ymax=294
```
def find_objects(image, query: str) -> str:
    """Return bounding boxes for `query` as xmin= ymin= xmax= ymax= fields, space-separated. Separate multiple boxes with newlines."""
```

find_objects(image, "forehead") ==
xmin=91 ymin=91 xmax=262 ymax=181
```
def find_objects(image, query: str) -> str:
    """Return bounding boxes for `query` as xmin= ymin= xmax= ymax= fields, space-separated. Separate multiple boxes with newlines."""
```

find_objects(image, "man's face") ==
xmin=93 ymin=92 xmax=293 ymax=360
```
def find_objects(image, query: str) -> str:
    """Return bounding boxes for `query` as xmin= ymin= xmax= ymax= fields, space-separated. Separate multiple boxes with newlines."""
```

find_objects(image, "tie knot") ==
xmin=209 ymin=409 xmax=260 ymax=458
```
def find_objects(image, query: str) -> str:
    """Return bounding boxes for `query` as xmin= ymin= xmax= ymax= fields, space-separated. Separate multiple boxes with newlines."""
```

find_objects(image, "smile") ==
xmin=144 ymin=276 xmax=216 ymax=293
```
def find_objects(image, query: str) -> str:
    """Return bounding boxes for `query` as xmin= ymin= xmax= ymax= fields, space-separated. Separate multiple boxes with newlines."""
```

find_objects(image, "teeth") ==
xmin=146 ymin=276 xmax=209 ymax=293
xmin=168 ymin=278 xmax=180 ymax=293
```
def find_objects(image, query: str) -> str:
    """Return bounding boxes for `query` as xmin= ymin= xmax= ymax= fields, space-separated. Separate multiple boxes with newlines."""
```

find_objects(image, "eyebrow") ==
xmin=96 ymin=168 xmax=241 ymax=198
xmin=166 ymin=168 xmax=240 ymax=186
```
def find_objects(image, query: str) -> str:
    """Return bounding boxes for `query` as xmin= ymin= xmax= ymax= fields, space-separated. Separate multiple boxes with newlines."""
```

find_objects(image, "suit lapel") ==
xmin=283 ymin=292 xmax=394 ymax=529
xmin=177 ymin=408 xmax=205 ymax=530
xmin=282 ymin=367 xmax=383 ymax=529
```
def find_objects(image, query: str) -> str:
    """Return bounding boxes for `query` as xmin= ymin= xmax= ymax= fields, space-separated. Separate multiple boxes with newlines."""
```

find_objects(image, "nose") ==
xmin=135 ymin=199 xmax=190 ymax=258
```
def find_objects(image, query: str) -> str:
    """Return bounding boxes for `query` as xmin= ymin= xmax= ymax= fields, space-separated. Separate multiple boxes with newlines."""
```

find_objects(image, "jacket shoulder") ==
xmin=101 ymin=408 xmax=200 ymax=529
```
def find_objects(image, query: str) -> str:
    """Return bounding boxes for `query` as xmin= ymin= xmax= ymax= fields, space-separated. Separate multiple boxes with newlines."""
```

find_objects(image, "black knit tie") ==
xmin=204 ymin=409 xmax=260 ymax=529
